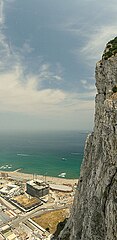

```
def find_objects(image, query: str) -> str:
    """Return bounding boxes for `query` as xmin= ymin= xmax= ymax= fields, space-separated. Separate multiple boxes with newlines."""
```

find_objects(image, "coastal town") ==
xmin=0 ymin=171 xmax=77 ymax=240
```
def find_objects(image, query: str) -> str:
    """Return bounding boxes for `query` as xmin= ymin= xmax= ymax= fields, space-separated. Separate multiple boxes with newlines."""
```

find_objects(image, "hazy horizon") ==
xmin=0 ymin=128 xmax=91 ymax=135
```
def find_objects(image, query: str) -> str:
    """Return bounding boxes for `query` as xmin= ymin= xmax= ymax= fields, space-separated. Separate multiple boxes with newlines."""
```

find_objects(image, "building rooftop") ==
xmin=27 ymin=180 xmax=49 ymax=190
xmin=50 ymin=184 xmax=72 ymax=192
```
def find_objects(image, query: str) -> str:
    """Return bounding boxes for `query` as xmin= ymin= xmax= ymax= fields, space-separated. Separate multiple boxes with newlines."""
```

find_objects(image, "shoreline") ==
xmin=0 ymin=171 xmax=78 ymax=186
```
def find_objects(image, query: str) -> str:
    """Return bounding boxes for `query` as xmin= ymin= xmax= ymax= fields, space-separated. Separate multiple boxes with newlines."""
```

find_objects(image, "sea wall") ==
xmin=59 ymin=40 xmax=117 ymax=240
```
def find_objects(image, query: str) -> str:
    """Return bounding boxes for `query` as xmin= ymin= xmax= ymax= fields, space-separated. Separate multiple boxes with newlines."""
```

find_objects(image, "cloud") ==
xmin=57 ymin=1 xmax=117 ymax=66
xmin=53 ymin=75 xmax=62 ymax=81
xmin=21 ymin=42 xmax=34 ymax=54
xmin=0 ymin=65 xmax=67 ymax=114
xmin=37 ymin=63 xmax=63 ymax=83
xmin=0 ymin=64 xmax=95 ymax=116
xmin=81 ymin=25 xmax=117 ymax=62
xmin=0 ymin=0 xmax=95 ymax=124
xmin=80 ymin=79 xmax=96 ymax=91
xmin=0 ymin=0 xmax=4 ymax=25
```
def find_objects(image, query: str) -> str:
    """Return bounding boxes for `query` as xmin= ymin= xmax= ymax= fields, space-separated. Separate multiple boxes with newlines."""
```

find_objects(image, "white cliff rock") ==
xmin=59 ymin=39 xmax=117 ymax=240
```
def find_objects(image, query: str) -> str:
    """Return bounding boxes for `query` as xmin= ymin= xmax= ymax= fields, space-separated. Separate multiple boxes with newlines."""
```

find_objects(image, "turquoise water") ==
xmin=0 ymin=131 xmax=88 ymax=179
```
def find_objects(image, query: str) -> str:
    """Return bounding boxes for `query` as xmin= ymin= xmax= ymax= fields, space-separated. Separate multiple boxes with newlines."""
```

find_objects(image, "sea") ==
xmin=0 ymin=131 xmax=88 ymax=179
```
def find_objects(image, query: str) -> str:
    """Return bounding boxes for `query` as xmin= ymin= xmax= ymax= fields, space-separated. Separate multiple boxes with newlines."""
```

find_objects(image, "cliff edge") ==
xmin=59 ymin=37 xmax=117 ymax=240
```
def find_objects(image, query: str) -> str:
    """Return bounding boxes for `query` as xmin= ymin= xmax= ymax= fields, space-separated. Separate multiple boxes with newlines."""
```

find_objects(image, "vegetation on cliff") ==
xmin=112 ymin=85 xmax=117 ymax=93
xmin=103 ymin=36 xmax=117 ymax=60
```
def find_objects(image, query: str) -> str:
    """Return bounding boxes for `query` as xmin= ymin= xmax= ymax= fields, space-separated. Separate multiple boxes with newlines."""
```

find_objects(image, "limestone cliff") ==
xmin=59 ymin=38 xmax=117 ymax=240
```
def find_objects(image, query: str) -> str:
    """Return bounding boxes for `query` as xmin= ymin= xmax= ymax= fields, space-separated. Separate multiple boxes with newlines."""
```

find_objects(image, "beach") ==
xmin=0 ymin=171 xmax=78 ymax=186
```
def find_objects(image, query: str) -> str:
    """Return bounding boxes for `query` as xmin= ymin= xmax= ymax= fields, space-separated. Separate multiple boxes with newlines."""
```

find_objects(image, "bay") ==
xmin=0 ymin=131 xmax=88 ymax=179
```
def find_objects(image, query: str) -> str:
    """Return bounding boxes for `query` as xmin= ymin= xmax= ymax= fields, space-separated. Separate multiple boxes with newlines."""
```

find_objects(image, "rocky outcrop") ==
xmin=59 ymin=39 xmax=117 ymax=240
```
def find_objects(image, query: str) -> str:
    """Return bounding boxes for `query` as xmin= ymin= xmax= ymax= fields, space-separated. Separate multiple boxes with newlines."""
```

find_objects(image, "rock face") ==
xmin=59 ymin=40 xmax=117 ymax=240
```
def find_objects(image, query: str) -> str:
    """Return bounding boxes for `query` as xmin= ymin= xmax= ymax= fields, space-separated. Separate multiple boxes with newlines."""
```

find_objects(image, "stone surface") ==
xmin=58 ymin=43 xmax=117 ymax=240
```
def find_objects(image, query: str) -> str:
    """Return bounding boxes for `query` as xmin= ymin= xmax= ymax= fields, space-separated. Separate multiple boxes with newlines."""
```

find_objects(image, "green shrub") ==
xmin=112 ymin=85 xmax=117 ymax=93
xmin=103 ymin=37 xmax=117 ymax=60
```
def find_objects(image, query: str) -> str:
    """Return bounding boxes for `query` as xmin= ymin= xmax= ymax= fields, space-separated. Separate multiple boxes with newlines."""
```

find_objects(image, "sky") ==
xmin=0 ymin=0 xmax=117 ymax=132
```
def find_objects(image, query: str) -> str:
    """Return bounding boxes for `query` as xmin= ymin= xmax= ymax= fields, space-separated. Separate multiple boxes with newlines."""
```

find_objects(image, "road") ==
xmin=8 ymin=204 xmax=69 ymax=228
xmin=0 ymin=195 xmax=70 ymax=229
